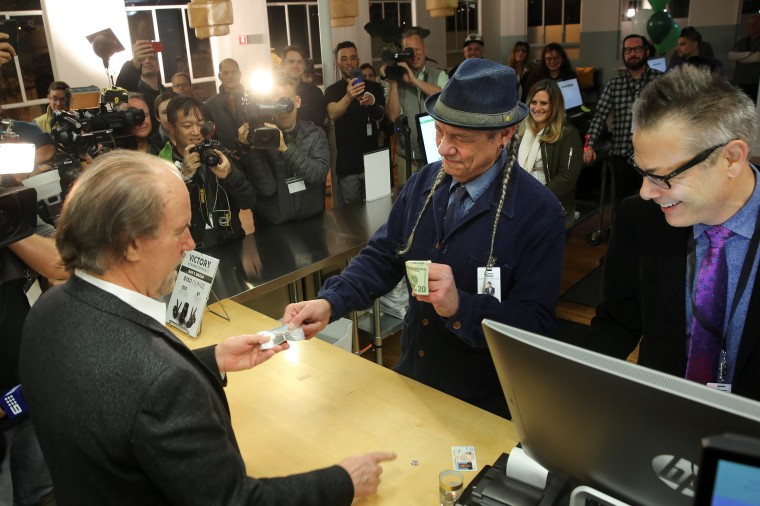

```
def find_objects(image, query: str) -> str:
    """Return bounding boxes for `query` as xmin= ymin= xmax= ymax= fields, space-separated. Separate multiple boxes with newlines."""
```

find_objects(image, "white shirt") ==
xmin=75 ymin=270 xmax=167 ymax=326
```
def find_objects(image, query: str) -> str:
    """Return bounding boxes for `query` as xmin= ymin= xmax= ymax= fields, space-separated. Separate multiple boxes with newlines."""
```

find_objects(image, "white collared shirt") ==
xmin=75 ymin=270 xmax=167 ymax=326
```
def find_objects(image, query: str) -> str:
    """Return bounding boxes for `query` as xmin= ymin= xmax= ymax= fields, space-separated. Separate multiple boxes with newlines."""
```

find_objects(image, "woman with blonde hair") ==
xmin=507 ymin=41 xmax=538 ymax=103
xmin=518 ymin=79 xmax=583 ymax=230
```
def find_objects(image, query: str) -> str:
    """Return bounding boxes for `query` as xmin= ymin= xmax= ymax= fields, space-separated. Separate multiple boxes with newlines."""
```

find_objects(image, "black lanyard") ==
xmin=687 ymin=206 xmax=760 ymax=380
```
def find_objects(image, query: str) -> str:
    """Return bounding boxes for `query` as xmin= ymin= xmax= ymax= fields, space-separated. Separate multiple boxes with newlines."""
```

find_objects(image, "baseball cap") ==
xmin=463 ymin=33 xmax=484 ymax=47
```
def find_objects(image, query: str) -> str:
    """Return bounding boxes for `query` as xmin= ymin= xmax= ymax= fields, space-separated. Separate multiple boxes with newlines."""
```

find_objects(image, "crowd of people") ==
xmin=2 ymin=17 xmax=760 ymax=504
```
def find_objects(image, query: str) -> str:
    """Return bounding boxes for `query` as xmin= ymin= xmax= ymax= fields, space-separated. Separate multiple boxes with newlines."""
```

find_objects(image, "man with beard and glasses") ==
xmin=19 ymin=150 xmax=395 ymax=505
xmin=583 ymin=34 xmax=662 ymax=203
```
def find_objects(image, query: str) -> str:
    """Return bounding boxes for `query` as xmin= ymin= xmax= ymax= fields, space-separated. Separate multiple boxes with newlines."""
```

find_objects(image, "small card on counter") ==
xmin=452 ymin=446 xmax=477 ymax=471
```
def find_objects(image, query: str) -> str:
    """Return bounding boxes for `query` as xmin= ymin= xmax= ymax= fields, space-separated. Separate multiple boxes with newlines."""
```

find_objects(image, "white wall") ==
xmin=217 ymin=0 xmax=274 ymax=91
xmin=41 ymin=0 xmax=132 ymax=89
xmin=688 ymin=0 xmax=741 ymax=27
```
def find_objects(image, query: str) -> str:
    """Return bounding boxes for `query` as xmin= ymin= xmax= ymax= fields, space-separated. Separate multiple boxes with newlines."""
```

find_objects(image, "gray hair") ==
xmin=57 ymin=150 xmax=177 ymax=274
xmin=633 ymin=66 xmax=756 ymax=154
xmin=117 ymin=92 xmax=147 ymax=112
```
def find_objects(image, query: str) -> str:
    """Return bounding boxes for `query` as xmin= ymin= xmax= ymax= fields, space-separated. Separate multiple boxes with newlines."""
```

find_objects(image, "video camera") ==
xmin=241 ymin=93 xmax=294 ymax=149
xmin=190 ymin=122 xmax=222 ymax=168
xmin=50 ymin=85 xmax=145 ymax=159
xmin=381 ymin=47 xmax=415 ymax=82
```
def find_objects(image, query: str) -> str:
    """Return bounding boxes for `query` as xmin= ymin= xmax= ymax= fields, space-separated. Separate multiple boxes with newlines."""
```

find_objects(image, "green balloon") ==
xmin=655 ymin=22 xmax=680 ymax=54
xmin=649 ymin=0 xmax=669 ymax=12
xmin=647 ymin=11 xmax=674 ymax=44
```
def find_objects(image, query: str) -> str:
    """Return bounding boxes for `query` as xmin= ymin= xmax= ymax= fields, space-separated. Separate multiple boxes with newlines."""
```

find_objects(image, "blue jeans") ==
xmin=0 ymin=420 xmax=54 ymax=506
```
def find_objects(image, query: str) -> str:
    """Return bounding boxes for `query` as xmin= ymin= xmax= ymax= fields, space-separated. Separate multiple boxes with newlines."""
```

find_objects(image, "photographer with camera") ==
xmin=116 ymin=40 xmax=166 ymax=132
xmin=325 ymin=41 xmax=385 ymax=205
xmin=385 ymin=29 xmax=448 ymax=188
xmin=118 ymin=93 xmax=162 ymax=155
xmin=164 ymin=96 xmax=253 ymax=249
xmin=0 ymin=118 xmax=66 ymax=505
xmin=204 ymin=58 xmax=246 ymax=154
xmin=238 ymin=79 xmax=329 ymax=226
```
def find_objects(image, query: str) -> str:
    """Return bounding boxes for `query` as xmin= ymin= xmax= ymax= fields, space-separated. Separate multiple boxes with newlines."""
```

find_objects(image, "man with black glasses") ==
xmin=582 ymin=34 xmax=662 ymax=203
xmin=586 ymin=66 xmax=760 ymax=402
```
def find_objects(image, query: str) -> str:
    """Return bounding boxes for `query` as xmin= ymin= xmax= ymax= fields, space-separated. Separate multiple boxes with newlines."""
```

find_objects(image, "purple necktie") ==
xmin=685 ymin=225 xmax=732 ymax=384
xmin=443 ymin=184 xmax=469 ymax=236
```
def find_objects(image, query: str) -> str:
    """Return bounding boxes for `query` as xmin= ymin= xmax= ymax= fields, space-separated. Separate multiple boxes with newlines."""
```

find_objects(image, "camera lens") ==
xmin=202 ymin=149 xmax=221 ymax=168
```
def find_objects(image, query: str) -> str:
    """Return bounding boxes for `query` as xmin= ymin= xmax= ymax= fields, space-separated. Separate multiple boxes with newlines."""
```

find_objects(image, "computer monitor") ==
xmin=648 ymin=56 xmax=667 ymax=73
xmin=694 ymin=433 xmax=760 ymax=505
xmin=482 ymin=319 xmax=760 ymax=506
xmin=557 ymin=78 xmax=584 ymax=111
xmin=415 ymin=112 xmax=442 ymax=165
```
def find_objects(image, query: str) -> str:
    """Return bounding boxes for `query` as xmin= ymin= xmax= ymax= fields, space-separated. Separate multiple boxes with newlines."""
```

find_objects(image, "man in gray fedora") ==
xmin=284 ymin=59 xmax=565 ymax=418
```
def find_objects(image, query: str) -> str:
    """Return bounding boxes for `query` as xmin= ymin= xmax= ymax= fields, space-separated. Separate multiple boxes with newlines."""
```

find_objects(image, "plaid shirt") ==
xmin=586 ymin=66 xmax=663 ymax=157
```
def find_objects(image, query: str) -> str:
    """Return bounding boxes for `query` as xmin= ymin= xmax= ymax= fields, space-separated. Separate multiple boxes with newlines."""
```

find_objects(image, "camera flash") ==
xmin=0 ymin=143 xmax=36 ymax=175
xmin=249 ymin=70 xmax=273 ymax=95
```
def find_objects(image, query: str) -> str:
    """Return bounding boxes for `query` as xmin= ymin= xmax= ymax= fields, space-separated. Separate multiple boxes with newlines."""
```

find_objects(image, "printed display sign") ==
xmin=167 ymin=251 xmax=219 ymax=337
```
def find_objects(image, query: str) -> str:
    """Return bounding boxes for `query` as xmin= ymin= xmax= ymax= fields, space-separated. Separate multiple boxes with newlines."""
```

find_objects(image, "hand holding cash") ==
xmin=406 ymin=260 xmax=431 ymax=295
xmin=408 ymin=262 xmax=460 ymax=318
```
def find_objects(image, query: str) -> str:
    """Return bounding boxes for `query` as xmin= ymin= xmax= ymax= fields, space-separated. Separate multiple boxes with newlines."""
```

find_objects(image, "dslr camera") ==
xmin=381 ymin=47 xmax=415 ymax=82
xmin=190 ymin=122 xmax=222 ymax=168
xmin=241 ymin=93 xmax=294 ymax=149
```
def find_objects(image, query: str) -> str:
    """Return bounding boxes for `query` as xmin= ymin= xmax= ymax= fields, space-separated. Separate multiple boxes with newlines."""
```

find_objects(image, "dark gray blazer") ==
xmin=20 ymin=276 xmax=353 ymax=505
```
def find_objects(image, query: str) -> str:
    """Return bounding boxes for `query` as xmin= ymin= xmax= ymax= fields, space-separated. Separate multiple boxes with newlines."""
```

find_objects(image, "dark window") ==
xmin=545 ymin=0 xmax=562 ymax=25
xmin=126 ymin=11 xmax=156 ymax=41
xmin=288 ymin=4 xmax=309 ymax=54
xmin=267 ymin=5 xmax=287 ymax=54
xmin=565 ymin=0 xmax=581 ymax=24
xmin=126 ymin=5 xmax=214 ymax=87
xmin=308 ymin=5 xmax=321 ymax=65
xmin=529 ymin=0 xmax=582 ymax=28
xmin=0 ymin=14 xmax=53 ymax=110
xmin=446 ymin=2 xmax=477 ymax=32
xmin=669 ymin=0 xmax=690 ymax=18
xmin=124 ymin=0 xmax=187 ymax=5
xmin=743 ymin=0 xmax=760 ymax=14
xmin=0 ymin=0 xmax=41 ymax=9
xmin=528 ymin=0 xmax=543 ymax=27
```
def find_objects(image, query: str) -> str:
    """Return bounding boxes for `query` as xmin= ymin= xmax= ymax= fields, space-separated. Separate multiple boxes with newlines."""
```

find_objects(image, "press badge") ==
xmin=477 ymin=267 xmax=501 ymax=302
xmin=25 ymin=279 xmax=42 ymax=307
xmin=286 ymin=176 xmax=306 ymax=194
xmin=707 ymin=383 xmax=732 ymax=393
xmin=366 ymin=123 xmax=372 ymax=136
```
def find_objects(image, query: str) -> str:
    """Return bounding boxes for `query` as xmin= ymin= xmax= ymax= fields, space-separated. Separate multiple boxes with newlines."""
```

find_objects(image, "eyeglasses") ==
xmin=623 ymin=46 xmax=646 ymax=55
xmin=628 ymin=142 xmax=729 ymax=189
xmin=544 ymin=56 xmax=561 ymax=62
